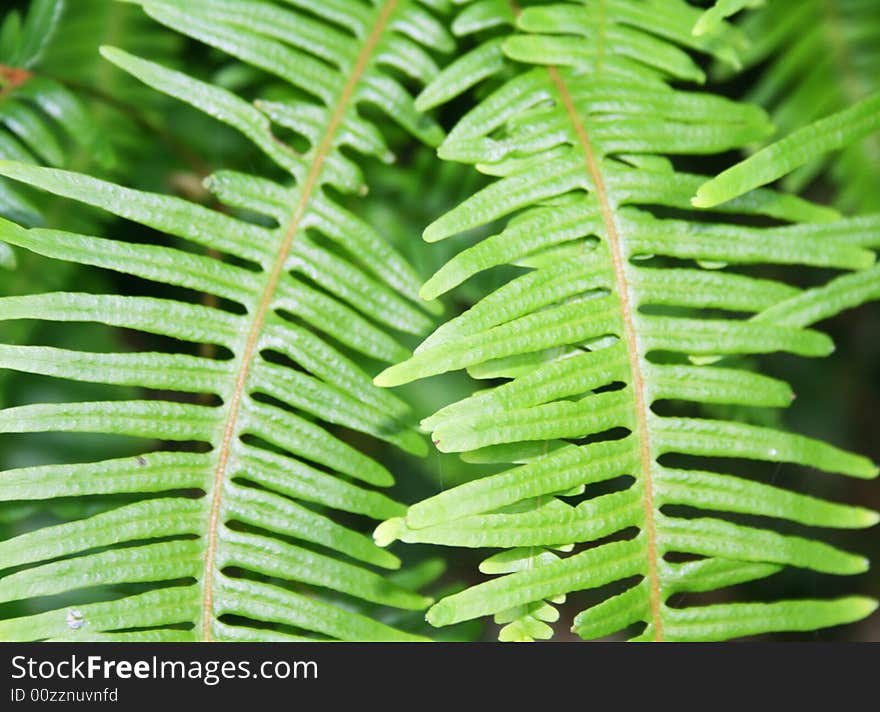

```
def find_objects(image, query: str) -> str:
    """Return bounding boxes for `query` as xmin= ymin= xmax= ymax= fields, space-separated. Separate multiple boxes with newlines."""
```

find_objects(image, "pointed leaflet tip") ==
xmin=691 ymin=189 xmax=717 ymax=209
xmin=692 ymin=18 xmax=709 ymax=37
xmin=0 ymin=159 xmax=35 ymax=183
xmin=422 ymin=220 xmax=446 ymax=244
xmin=828 ymin=596 xmax=879 ymax=627
xmin=373 ymin=366 xmax=405 ymax=389
xmin=414 ymin=92 xmax=436 ymax=114
xmin=425 ymin=600 xmax=452 ymax=628
xmin=861 ymin=508 xmax=880 ymax=528
xmin=98 ymin=45 xmax=124 ymax=64
xmin=373 ymin=518 xmax=405 ymax=548
xmin=374 ymin=354 xmax=427 ymax=388
xmin=99 ymin=46 xmax=146 ymax=78
xmin=0 ymin=214 xmax=28 ymax=240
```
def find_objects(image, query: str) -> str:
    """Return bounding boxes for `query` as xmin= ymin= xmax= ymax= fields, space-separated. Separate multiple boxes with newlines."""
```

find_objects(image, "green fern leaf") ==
xmin=0 ymin=0 xmax=452 ymax=642
xmin=375 ymin=0 xmax=879 ymax=642
xmin=727 ymin=0 xmax=880 ymax=212
xmin=695 ymin=90 xmax=880 ymax=208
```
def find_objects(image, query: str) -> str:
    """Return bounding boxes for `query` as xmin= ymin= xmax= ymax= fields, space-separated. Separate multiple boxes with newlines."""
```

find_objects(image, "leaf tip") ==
xmin=373 ymin=518 xmax=405 ymax=548
xmin=691 ymin=189 xmax=717 ymax=209
xmin=98 ymin=45 xmax=125 ymax=64
xmin=422 ymin=221 xmax=445 ymax=243
xmin=841 ymin=596 xmax=880 ymax=624
xmin=425 ymin=601 xmax=452 ymax=628
xmin=861 ymin=509 xmax=880 ymax=528
xmin=374 ymin=365 xmax=407 ymax=389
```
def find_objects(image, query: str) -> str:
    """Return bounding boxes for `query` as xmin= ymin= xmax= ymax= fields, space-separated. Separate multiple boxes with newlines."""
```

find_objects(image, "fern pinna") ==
xmin=0 ymin=0 xmax=452 ymax=642
xmin=374 ymin=0 xmax=880 ymax=641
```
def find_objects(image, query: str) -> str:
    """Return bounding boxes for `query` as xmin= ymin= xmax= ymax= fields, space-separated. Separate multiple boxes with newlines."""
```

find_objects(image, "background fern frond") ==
xmin=727 ymin=0 xmax=880 ymax=213
xmin=0 ymin=0 xmax=454 ymax=642
xmin=695 ymin=90 xmax=880 ymax=210
xmin=375 ymin=0 xmax=879 ymax=642
xmin=0 ymin=0 xmax=100 ymax=228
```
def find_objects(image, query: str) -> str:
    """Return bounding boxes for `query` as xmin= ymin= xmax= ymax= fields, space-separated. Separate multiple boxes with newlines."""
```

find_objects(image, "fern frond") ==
xmin=0 ymin=0 xmax=62 ymax=70
xmin=729 ymin=0 xmax=880 ymax=212
xmin=0 ymin=0 xmax=109 ymax=227
xmin=0 ymin=0 xmax=452 ymax=642
xmin=375 ymin=0 xmax=879 ymax=642
xmin=39 ymin=0 xmax=184 ymax=109
xmin=1 ymin=0 xmax=185 ymax=250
